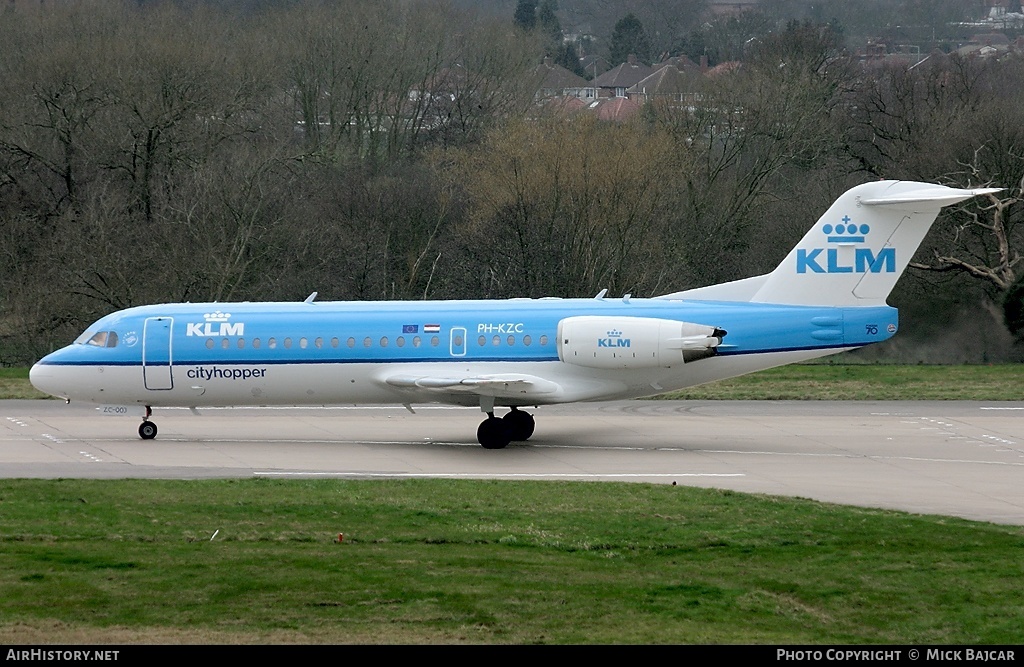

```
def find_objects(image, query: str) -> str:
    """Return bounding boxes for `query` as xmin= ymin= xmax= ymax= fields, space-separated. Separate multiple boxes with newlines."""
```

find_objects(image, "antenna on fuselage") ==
xmin=594 ymin=289 xmax=608 ymax=299
xmin=304 ymin=292 xmax=318 ymax=303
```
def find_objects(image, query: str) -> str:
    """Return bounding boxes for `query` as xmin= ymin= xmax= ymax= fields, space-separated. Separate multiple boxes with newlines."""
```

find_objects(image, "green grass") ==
xmin=0 ymin=368 xmax=48 ymax=399
xmin=5 ymin=364 xmax=1023 ymax=401
xmin=1 ymin=478 xmax=1022 ymax=644
xmin=655 ymin=363 xmax=1024 ymax=401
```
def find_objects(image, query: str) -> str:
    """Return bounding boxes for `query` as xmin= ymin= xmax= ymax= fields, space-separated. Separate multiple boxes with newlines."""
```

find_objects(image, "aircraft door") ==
xmin=143 ymin=317 xmax=174 ymax=390
xmin=449 ymin=327 xmax=466 ymax=357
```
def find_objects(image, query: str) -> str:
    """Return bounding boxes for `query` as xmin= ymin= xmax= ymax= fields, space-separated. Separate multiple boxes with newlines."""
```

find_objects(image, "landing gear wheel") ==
xmin=502 ymin=408 xmax=535 ymax=441
xmin=477 ymin=415 xmax=511 ymax=449
xmin=139 ymin=421 xmax=158 ymax=440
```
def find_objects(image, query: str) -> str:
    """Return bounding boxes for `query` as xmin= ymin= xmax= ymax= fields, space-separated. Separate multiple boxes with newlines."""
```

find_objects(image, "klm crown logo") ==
xmin=598 ymin=329 xmax=630 ymax=348
xmin=204 ymin=311 xmax=231 ymax=322
xmin=186 ymin=310 xmax=245 ymax=337
xmin=796 ymin=216 xmax=896 ymax=274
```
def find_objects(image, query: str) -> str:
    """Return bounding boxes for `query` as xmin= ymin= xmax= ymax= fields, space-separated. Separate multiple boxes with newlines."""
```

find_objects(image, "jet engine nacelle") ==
xmin=557 ymin=316 xmax=724 ymax=370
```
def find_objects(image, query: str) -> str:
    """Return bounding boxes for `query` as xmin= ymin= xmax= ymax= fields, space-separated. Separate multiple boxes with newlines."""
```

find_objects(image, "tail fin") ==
xmin=667 ymin=180 xmax=999 ymax=307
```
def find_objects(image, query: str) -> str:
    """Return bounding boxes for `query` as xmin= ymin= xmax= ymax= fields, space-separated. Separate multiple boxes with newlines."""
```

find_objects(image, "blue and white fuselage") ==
xmin=29 ymin=181 xmax=999 ymax=447
xmin=29 ymin=298 xmax=896 ymax=406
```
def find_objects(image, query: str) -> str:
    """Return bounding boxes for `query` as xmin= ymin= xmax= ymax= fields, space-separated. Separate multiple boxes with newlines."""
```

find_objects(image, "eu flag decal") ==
xmin=402 ymin=324 xmax=419 ymax=334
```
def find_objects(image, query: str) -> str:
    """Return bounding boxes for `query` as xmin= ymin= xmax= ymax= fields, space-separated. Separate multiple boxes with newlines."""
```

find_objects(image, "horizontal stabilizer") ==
xmin=859 ymin=186 xmax=1001 ymax=208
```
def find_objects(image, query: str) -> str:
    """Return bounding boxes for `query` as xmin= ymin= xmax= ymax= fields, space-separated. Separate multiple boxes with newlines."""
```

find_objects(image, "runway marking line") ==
xmin=254 ymin=472 xmax=746 ymax=479
xmin=161 ymin=406 xmax=477 ymax=412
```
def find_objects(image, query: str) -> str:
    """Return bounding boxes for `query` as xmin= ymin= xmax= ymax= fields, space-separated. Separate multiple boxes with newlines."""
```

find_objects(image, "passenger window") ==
xmin=492 ymin=335 xmax=500 ymax=346
xmin=523 ymin=335 xmax=532 ymax=346
xmin=380 ymin=336 xmax=388 ymax=347
xmin=269 ymin=338 xmax=277 ymax=349
xmin=253 ymin=338 xmax=261 ymax=349
xmin=507 ymin=335 xmax=515 ymax=346
xmin=347 ymin=337 xmax=355 ymax=348
xmin=413 ymin=336 xmax=421 ymax=348
xmin=540 ymin=335 xmax=549 ymax=346
xmin=284 ymin=338 xmax=292 ymax=349
xmin=430 ymin=336 xmax=439 ymax=347
xmin=299 ymin=337 xmax=308 ymax=349
xmin=396 ymin=336 xmax=405 ymax=348
xmin=478 ymin=335 xmax=486 ymax=346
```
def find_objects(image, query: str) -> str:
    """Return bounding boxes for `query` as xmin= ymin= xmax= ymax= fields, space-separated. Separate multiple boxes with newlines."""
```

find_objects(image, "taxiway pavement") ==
xmin=2 ymin=399 xmax=1023 ymax=525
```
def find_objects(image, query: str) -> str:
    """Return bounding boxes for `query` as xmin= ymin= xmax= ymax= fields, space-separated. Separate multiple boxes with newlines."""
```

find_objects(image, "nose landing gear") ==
xmin=138 ymin=406 xmax=157 ymax=440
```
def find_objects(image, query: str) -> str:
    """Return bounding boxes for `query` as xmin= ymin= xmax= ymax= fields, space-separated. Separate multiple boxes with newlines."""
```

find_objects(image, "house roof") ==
xmin=533 ymin=57 xmax=589 ymax=92
xmin=956 ymin=43 xmax=1008 ymax=58
xmin=592 ymin=97 xmax=640 ymax=121
xmin=544 ymin=95 xmax=588 ymax=116
xmin=592 ymin=55 xmax=654 ymax=89
xmin=628 ymin=65 xmax=699 ymax=97
xmin=970 ymin=32 xmax=1011 ymax=46
xmin=655 ymin=55 xmax=701 ymax=72
xmin=705 ymin=61 xmax=741 ymax=78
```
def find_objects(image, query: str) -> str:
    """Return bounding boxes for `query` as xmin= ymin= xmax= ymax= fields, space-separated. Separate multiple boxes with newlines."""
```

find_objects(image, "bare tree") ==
xmin=647 ymin=22 xmax=854 ymax=285
xmin=0 ymin=5 xmax=122 ymax=219
xmin=446 ymin=115 xmax=688 ymax=297
xmin=847 ymin=55 xmax=1024 ymax=341
xmin=909 ymin=150 xmax=1024 ymax=339
xmin=422 ymin=18 xmax=541 ymax=149
xmin=845 ymin=54 xmax=989 ymax=180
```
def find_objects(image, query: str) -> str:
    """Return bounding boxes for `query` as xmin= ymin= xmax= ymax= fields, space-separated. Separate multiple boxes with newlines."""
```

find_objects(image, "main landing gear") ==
xmin=477 ymin=407 xmax=535 ymax=449
xmin=138 ymin=406 xmax=157 ymax=440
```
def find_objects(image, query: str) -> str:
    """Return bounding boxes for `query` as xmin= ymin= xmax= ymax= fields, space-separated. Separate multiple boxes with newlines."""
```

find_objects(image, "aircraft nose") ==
xmin=29 ymin=359 xmax=66 ymax=400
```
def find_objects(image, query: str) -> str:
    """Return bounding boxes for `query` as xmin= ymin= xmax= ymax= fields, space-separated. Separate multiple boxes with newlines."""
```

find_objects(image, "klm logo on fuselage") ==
xmin=796 ymin=217 xmax=896 ymax=274
xmin=598 ymin=329 xmax=630 ymax=348
xmin=185 ymin=311 xmax=245 ymax=337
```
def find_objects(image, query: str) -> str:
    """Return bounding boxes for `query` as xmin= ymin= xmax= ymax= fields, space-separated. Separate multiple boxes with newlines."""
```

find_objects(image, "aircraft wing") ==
xmin=383 ymin=372 xmax=561 ymax=399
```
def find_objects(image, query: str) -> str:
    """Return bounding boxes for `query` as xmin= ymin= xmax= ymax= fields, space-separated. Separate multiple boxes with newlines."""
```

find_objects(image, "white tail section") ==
xmin=665 ymin=181 xmax=999 ymax=307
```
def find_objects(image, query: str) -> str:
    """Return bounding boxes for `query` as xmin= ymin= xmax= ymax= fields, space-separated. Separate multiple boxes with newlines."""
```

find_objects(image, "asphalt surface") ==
xmin=3 ymin=399 xmax=1024 ymax=525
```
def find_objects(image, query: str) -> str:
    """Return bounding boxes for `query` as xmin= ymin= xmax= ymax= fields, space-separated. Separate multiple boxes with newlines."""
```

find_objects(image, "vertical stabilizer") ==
xmin=748 ymin=180 xmax=999 ymax=307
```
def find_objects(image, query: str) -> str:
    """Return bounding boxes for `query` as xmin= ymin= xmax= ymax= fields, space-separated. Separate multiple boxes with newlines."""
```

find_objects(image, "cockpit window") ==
xmin=80 ymin=331 xmax=118 ymax=348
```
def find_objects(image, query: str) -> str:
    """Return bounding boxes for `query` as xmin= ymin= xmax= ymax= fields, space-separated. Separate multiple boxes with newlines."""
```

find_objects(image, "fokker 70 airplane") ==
xmin=30 ymin=180 xmax=996 ymax=448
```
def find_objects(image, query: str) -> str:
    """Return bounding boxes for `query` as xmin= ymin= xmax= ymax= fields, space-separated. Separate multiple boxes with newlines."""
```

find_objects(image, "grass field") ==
xmin=0 ymin=368 xmax=48 ymax=399
xmin=1 ymin=478 xmax=1023 ymax=645
xmin=3 ymin=365 xmax=1023 ymax=644
xmin=655 ymin=363 xmax=1024 ymax=401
